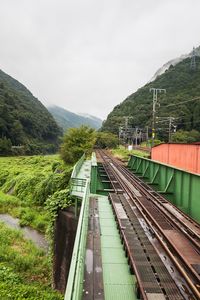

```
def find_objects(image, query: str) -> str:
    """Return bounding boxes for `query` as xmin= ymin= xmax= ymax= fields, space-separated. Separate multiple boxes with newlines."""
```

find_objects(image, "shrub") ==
xmin=60 ymin=126 xmax=96 ymax=164
xmin=95 ymin=132 xmax=118 ymax=148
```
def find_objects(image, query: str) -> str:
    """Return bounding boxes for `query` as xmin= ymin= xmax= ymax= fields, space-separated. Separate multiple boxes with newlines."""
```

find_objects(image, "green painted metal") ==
xmin=98 ymin=197 xmax=137 ymax=300
xmin=90 ymin=152 xmax=111 ymax=195
xmin=70 ymin=178 xmax=87 ymax=194
xmin=90 ymin=152 xmax=97 ymax=193
xmin=96 ymin=166 xmax=111 ymax=195
xmin=128 ymin=155 xmax=200 ymax=223
xmin=64 ymin=178 xmax=90 ymax=300
xmin=71 ymin=153 xmax=85 ymax=178
xmin=64 ymin=155 xmax=91 ymax=300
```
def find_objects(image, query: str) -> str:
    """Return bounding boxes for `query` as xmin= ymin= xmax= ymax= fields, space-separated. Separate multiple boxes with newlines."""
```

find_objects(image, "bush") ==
xmin=95 ymin=132 xmax=118 ymax=148
xmin=60 ymin=126 xmax=96 ymax=164
xmin=0 ymin=137 xmax=12 ymax=155
xmin=0 ymin=223 xmax=62 ymax=299
xmin=171 ymin=129 xmax=200 ymax=143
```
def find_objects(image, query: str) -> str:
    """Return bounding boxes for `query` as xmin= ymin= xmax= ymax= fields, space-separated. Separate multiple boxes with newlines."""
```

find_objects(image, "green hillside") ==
xmin=101 ymin=56 xmax=200 ymax=140
xmin=0 ymin=69 xmax=61 ymax=155
xmin=48 ymin=105 xmax=102 ymax=131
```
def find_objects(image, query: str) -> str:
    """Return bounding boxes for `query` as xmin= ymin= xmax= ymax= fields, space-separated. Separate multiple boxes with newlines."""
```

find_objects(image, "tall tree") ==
xmin=60 ymin=126 xmax=96 ymax=164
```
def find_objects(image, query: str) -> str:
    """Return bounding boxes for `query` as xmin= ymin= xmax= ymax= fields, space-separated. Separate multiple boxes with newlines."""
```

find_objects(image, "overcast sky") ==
xmin=0 ymin=0 xmax=200 ymax=119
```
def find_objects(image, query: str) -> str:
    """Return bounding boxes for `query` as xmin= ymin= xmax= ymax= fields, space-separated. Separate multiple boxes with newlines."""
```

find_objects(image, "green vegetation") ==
xmin=95 ymin=132 xmax=118 ymax=149
xmin=0 ymin=154 xmax=73 ymax=298
xmin=0 ymin=69 xmax=61 ymax=156
xmin=140 ymin=139 xmax=162 ymax=147
xmin=60 ymin=126 xmax=96 ymax=164
xmin=45 ymin=188 xmax=72 ymax=242
xmin=48 ymin=105 xmax=102 ymax=130
xmin=101 ymin=56 xmax=200 ymax=141
xmin=0 ymin=155 xmax=72 ymax=233
xmin=111 ymin=146 xmax=149 ymax=161
xmin=60 ymin=127 xmax=119 ymax=165
xmin=0 ymin=222 xmax=62 ymax=300
xmin=171 ymin=129 xmax=200 ymax=143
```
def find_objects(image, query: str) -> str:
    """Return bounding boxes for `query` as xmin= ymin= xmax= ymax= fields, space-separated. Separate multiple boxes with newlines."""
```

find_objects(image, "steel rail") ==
xmin=103 ymin=151 xmax=200 ymax=276
xmin=103 ymin=150 xmax=200 ymax=248
xmin=119 ymin=163 xmax=200 ymax=243
xmin=97 ymin=149 xmax=200 ymax=299
xmin=112 ymin=169 xmax=200 ymax=299
xmin=115 ymin=162 xmax=200 ymax=250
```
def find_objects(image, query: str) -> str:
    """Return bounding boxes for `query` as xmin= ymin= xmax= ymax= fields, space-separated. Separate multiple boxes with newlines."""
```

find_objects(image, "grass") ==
xmin=0 ymin=154 xmax=73 ymax=298
xmin=0 ymin=192 xmax=49 ymax=233
xmin=0 ymin=222 xmax=62 ymax=300
xmin=0 ymin=155 xmax=72 ymax=233
xmin=111 ymin=145 xmax=150 ymax=161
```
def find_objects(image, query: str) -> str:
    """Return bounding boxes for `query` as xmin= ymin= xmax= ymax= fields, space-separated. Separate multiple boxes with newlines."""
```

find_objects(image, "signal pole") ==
xmin=122 ymin=116 xmax=134 ymax=145
xmin=135 ymin=127 xmax=138 ymax=147
xmin=150 ymin=88 xmax=166 ymax=147
xmin=168 ymin=116 xmax=173 ymax=142
xmin=156 ymin=116 xmax=177 ymax=142
xmin=146 ymin=126 xmax=149 ymax=146
xmin=190 ymin=47 xmax=196 ymax=70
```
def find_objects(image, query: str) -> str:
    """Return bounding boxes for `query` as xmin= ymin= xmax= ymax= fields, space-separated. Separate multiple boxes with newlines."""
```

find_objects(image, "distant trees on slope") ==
xmin=101 ymin=57 xmax=200 ymax=142
xmin=0 ymin=69 xmax=61 ymax=156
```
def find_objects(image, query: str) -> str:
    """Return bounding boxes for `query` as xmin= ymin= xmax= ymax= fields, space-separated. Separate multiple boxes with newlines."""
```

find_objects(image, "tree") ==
xmin=0 ymin=137 xmax=12 ymax=155
xmin=101 ymin=56 xmax=200 ymax=137
xmin=171 ymin=129 xmax=200 ymax=143
xmin=95 ymin=132 xmax=118 ymax=148
xmin=10 ymin=120 xmax=25 ymax=145
xmin=60 ymin=126 xmax=96 ymax=164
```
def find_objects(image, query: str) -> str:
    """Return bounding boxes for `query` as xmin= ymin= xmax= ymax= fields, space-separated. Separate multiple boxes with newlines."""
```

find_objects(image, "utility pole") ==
xmin=118 ymin=126 xmax=122 ymax=144
xmin=135 ymin=127 xmax=138 ymax=147
xmin=146 ymin=126 xmax=149 ymax=146
xmin=124 ymin=117 xmax=128 ymax=142
xmin=168 ymin=116 xmax=178 ymax=142
xmin=156 ymin=116 xmax=177 ymax=142
xmin=190 ymin=47 xmax=196 ymax=70
xmin=150 ymin=88 xmax=166 ymax=147
xmin=168 ymin=117 xmax=173 ymax=143
xmin=122 ymin=116 xmax=134 ymax=145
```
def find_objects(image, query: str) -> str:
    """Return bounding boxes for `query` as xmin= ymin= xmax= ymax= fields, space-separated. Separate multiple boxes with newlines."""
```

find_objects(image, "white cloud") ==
xmin=0 ymin=0 xmax=200 ymax=119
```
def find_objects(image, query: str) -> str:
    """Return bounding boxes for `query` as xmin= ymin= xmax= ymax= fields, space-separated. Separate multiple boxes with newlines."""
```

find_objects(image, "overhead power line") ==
xmin=175 ymin=119 xmax=200 ymax=125
xmin=190 ymin=47 xmax=197 ymax=70
xmin=166 ymin=97 xmax=200 ymax=107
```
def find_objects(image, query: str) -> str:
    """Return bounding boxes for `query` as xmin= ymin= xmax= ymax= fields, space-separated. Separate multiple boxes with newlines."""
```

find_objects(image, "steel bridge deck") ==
xmin=83 ymin=195 xmax=136 ymax=300
xmin=65 ymin=151 xmax=200 ymax=300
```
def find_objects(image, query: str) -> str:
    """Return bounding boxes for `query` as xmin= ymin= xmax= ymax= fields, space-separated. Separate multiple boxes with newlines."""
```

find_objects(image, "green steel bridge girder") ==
xmin=65 ymin=153 xmax=90 ymax=300
xmin=90 ymin=152 xmax=98 ymax=194
xmin=90 ymin=153 xmax=111 ymax=195
xmin=128 ymin=155 xmax=200 ymax=223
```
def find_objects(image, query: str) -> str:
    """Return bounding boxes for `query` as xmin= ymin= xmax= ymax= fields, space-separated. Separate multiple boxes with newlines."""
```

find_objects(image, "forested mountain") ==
xmin=0 ymin=69 xmax=61 ymax=155
xmin=48 ymin=105 xmax=102 ymax=131
xmin=150 ymin=46 xmax=200 ymax=82
xmin=101 ymin=54 xmax=200 ymax=140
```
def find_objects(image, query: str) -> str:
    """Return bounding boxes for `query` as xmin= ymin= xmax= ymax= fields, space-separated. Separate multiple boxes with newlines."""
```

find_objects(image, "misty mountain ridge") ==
xmin=150 ymin=45 xmax=200 ymax=82
xmin=101 ymin=46 xmax=200 ymax=140
xmin=78 ymin=113 xmax=102 ymax=123
xmin=48 ymin=105 xmax=102 ymax=131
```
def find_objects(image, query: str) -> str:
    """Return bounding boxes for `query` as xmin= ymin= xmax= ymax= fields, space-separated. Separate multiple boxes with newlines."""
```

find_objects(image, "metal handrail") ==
xmin=64 ymin=178 xmax=90 ymax=300
xmin=70 ymin=178 xmax=87 ymax=193
xmin=91 ymin=151 xmax=97 ymax=167
xmin=71 ymin=153 xmax=85 ymax=178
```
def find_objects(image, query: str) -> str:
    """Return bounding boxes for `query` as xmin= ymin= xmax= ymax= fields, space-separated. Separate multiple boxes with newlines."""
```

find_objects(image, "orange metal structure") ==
xmin=151 ymin=143 xmax=200 ymax=174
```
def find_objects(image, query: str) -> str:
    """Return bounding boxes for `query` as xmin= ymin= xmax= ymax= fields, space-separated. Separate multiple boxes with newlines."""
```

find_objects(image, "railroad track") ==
xmin=96 ymin=149 xmax=200 ymax=300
